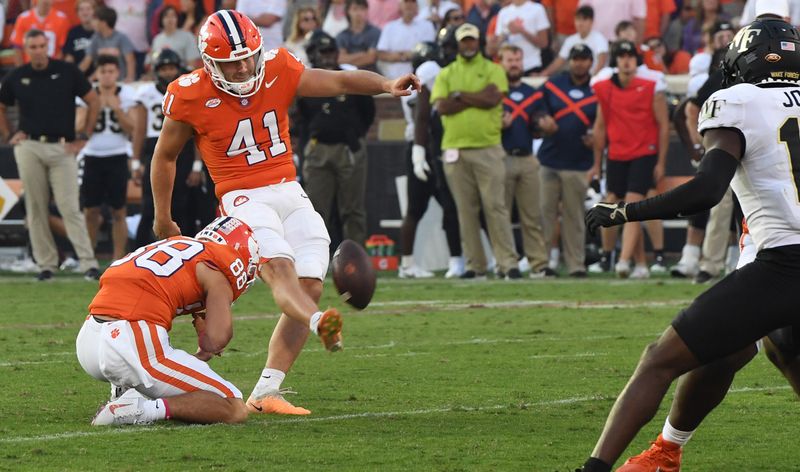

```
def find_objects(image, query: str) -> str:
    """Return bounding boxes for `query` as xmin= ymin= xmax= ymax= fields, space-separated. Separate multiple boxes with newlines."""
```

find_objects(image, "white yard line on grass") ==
xmin=0 ymin=385 xmax=790 ymax=444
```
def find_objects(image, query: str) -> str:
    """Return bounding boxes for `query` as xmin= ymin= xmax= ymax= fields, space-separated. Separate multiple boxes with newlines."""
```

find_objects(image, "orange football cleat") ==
xmin=617 ymin=434 xmax=682 ymax=472
xmin=246 ymin=390 xmax=311 ymax=416
xmin=318 ymin=308 xmax=343 ymax=352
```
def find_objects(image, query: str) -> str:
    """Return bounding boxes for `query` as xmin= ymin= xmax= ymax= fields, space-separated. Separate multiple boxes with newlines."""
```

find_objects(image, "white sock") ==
xmin=252 ymin=368 xmax=285 ymax=396
xmin=141 ymin=398 xmax=168 ymax=422
xmin=309 ymin=311 xmax=323 ymax=335
xmin=662 ymin=417 xmax=694 ymax=446
xmin=401 ymin=255 xmax=413 ymax=268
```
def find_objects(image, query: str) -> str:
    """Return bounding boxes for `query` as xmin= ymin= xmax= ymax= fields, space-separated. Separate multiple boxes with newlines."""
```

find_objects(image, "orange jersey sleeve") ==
xmin=89 ymin=237 xmax=249 ymax=330
xmin=163 ymin=48 xmax=305 ymax=198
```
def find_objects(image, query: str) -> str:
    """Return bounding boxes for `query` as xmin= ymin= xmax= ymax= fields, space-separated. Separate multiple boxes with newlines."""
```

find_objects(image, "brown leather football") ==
xmin=332 ymin=239 xmax=376 ymax=310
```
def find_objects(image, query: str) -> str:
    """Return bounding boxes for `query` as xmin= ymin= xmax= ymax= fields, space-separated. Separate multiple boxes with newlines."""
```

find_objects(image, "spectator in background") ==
xmin=285 ymin=7 xmax=320 ymax=66
xmin=64 ymin=0 xmax=95 ymax=66
xmin=51 ymin=0 xmax=81 ymax=27
xmin=0 ymin=29 xmax=100 ymax=281
xmin=489 ymin=0 xmax=550 ymax=74
xmin=539 ymin=5 xmax=607 ymax=77
xmin=377 ymin=0 xmax=436 ymax=78
xmin=417 ymin=0 xmax=461 ymax=27
xmin=367 ymin=0 xmax=401 ymax=28
xmin=591 ymin=40 xmax=670 ymax=279
xmin=682 ymin=0 xmax=730 ymax=54
xmin=149 ymin=6 xmax=202 ymax=70
xmin=104 ymin=0 xmax=148 ymax=78
xmin=664 ymin=1 xmax=696 ymax=53
xmin=236 ymin=0 xmax=286 ymax=51
xmin=180 ymin=0 xmax=208 ymax=34
xmin=498 ymin=44 xmax=550 ymax=278
xmin=442 ymin=7 xmax=466 ymax=28
xmin=645 ymin=0 xmax=677 ymax=39
xmin=322 ymin=0 xmax=350 ymax=37
xmin=578 ymin=0 xmax=645 ymax=43
xmin=295 ymin=31 xmax=375 ymax=249
xmin=80 ymin=6 xmax=136 ymax=82
xmin=431 ymin=23 xmax=519 ymax=280
xmin=76 ymin=55 xmax=136 ymax=261
xmin=465 ymin=0 xmax=500 ymax=56
xmin=535 ymin=44 xmax=596 ymax=278
xmin=642 ymin=35 xmax=691 ymax=73
xmin=10 ymin=0 xmax=71 ymax=65
xmin=337 ymin=0 xmax=381 ymax=71
xmin=541 ymin=0 xmax=578 ymax=51
xmin=740 ymin=0 xmax=800 ymax=24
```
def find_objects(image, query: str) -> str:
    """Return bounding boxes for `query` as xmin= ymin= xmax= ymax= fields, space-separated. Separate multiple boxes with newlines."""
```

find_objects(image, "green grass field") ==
xmin=0 ymin=273 xmax=796 ymax=471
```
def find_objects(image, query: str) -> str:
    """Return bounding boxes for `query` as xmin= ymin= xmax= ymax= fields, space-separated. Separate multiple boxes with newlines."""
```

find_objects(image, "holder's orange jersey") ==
xmin=163 ymin=48 xmax=305 ymax=198
xmin=89 ymin=237 xmax=249 ymax=330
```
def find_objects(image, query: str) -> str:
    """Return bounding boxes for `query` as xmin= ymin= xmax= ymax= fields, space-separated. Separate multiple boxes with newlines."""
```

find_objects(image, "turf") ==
xmin=0 ymin=274 xmax=796 ymax=471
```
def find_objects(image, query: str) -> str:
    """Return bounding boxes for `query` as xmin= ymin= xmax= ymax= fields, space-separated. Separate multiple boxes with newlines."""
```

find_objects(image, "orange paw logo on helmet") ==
xmin=111 ymin=328 xmax=121 ymax=339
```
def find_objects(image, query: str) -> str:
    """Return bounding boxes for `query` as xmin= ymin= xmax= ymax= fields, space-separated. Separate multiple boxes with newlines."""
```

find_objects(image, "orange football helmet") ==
xmin=198 ymin=10 xmax=265 ymax=97
xmin=196 ymin=216 xmax=261 ymax=291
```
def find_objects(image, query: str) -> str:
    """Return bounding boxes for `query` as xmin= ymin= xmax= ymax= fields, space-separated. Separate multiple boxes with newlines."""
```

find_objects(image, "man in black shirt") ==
xmin=0 ymin=29 xmax=100 ymax=281
xmin=295 ymin=31 xmax=375 ymax=248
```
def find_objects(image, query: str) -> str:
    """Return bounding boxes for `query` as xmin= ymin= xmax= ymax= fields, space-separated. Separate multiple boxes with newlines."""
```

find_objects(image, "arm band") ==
xmin=626 ymin=148 xmax=738 ymax=222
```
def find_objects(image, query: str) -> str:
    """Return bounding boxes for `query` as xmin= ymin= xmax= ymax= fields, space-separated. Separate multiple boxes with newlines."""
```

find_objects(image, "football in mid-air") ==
xmin=332 ymin=239 xmax=376 ymax=310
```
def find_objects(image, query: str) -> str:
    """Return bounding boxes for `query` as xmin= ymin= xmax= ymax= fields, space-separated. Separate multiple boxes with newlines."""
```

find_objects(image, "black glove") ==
xmin=586 ymin=201 xmax=628 ymax=236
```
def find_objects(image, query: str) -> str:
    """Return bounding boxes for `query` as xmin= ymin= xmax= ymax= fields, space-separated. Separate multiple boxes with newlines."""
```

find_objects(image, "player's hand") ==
xmin=389 ymin=73 xmax=421 ymax=96
xmin=191 ymin=312 xmax=206 ymax=335
xmin=586 ymin=201 xmax=628 ymax=236
xmin=7 ymin=131 xmax=27 ymax=145
xmin=194 ymin=347 xmax=215 ymax=362
xmin=586 ymin=164 xmax=600 ymax=184
xmin=65 ymin=139 xmax=86 ymax=156
xmin=132 ymin=166 xmax=143 ymax=186
xmin=186 ymin=170 xmax=202 ymax=187
xmin=411 ymin=144 xmax=430 ymax=181
xmin=153 ymin=218 xmax=181 ymax=239
xmin=653 ymin=162 xmax=666 ymax=182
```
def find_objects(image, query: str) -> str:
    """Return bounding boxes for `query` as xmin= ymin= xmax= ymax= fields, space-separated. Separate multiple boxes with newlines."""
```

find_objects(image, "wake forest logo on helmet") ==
xmin=731 ymin=25 xmax=761 ymax=53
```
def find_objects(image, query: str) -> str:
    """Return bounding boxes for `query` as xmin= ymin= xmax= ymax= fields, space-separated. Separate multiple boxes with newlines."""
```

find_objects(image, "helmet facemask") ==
xmin=202 ymin=46 xmax=266 ymax=97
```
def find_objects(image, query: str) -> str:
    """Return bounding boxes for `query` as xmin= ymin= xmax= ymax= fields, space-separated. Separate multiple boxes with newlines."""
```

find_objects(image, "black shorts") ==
xmin=81 ymin=154 xmax=129 ymax=209
xmin=605 ymin=154 xmax=656 ymax=198
xmin=672 ymin=244 xmax=800 ymax=364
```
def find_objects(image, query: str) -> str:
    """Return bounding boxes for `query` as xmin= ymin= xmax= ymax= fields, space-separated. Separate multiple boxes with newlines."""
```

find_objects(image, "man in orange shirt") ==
xmin=10 ymin=0 xmax=71 ymax=65
xmin=76 ymin=216 xmax=259 ymax=426
xmin=152 ymin=10 xmax=418 ymax=416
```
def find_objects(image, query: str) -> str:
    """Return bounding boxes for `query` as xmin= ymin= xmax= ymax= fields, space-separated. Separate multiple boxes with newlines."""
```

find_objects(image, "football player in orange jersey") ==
xmin=76 ymin=216 xmax=259 ymax=426
xmin=150 ymin=9 xmax=420 ymax=416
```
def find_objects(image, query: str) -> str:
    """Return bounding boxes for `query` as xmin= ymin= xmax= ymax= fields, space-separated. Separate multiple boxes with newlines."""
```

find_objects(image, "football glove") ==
xmin=586 ymin=201 xmax=628 ymax=236
xmin=411 ymin=144 xmax=431 ymax=182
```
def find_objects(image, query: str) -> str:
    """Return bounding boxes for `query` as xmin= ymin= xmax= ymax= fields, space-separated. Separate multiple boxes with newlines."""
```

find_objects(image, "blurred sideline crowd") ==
xmin=0 ymin=0 xmax=779 ymax=283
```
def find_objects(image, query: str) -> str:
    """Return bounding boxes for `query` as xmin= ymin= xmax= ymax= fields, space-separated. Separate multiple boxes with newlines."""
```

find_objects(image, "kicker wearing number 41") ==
xmin=579 ymin=18 xmax=800 ymax=472
xmin=150 ymin=9 xmax=420 ymax=416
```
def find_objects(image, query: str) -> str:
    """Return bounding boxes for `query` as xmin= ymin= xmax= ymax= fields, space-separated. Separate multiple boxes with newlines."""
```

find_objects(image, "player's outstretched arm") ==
xmin=586 ymin=127 xmax=743 ymax=235
xmin=297 ymin=67 xmax=421 ymax=98
xmin=151 ymin=116 xmax=193 ymax=238
xmin=195 ymin=263 xmax=235 ymax=359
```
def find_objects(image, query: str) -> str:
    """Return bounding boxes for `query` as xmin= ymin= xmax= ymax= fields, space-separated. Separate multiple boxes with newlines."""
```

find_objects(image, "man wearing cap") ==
xmin=590 ymin=39 xmax=670 ymax=279
xmin=431 ymin=22 xmax=519 ymax=279
xmin=534 ymin=43 xmax=597 ymax=277
xmin=497 ymin=43 xmax=550 ymax=278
